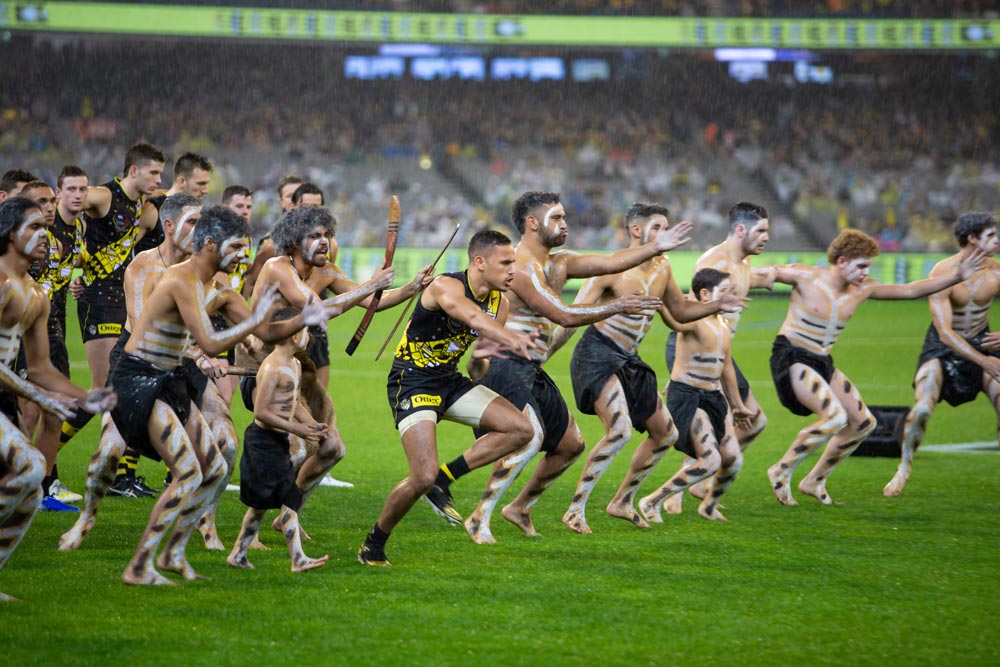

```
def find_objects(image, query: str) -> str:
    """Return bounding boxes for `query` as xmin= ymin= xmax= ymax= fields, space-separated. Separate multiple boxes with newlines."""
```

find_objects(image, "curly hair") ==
xmin=270 ymin=205 xmax=336 ymax=256
xmin=953 ymin=211 xmax=996 ymax=247
xmin=826 ymin=229 xmax=879 ymax=264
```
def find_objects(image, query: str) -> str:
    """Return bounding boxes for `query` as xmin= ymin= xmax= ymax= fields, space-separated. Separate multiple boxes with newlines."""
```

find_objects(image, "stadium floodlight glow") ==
xmin=378 ymin=43 xmax=440 ymax=57
xmin=714 ymin=48 xmax=776 ymax=62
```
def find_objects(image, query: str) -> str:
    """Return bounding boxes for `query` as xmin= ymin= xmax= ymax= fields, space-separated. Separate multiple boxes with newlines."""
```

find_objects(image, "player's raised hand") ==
xmin=653 ymin=219 xmax=693 ymax=252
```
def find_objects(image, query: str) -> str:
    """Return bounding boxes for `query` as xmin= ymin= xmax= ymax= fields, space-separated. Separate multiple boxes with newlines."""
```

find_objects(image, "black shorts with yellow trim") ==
xmin=386 ymin=360 xmax=477 ymax=428
xmin=78 ymin=300 xmax=126 ymax=343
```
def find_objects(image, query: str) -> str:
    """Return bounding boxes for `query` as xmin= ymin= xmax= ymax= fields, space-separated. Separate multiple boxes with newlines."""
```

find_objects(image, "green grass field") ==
xmin=4 ymin=296 xmax=999 ymax=666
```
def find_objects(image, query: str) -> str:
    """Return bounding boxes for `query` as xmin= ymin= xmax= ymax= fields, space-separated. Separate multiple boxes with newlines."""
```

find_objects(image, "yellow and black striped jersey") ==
xmin=394 ymin=270 xmax=500 ymax=370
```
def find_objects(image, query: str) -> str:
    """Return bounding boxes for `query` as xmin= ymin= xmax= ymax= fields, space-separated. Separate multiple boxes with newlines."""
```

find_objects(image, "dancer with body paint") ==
xmin=764 ymin=229 xmax=985 ymax=506
xmin=426 ymin=191 xmax=688 ymax=544
xmin=551 ymin=203 xmax=746 ymax=532
xmin=60 ymin=195 xmax=207 ymax=552
xmin=242 ymin=205 xmax=420 ymax=542
xmin=60 ymin=194 xmax=244 ymax=552
xmin=884 ymin=212 xmax=1000 ymax=497
xmin=638 ymin=269 xmax=752 ymax=523
xmin=663 ymin=201 xmax=773 ymax=514
xmin=101 ymin=205 xmax=334 ymax=585
xmin=13 ymin=178 xmax=86 ymax=510
xmin=359 ymin=230 xmax=538 ymax=566
xmin=228 ymin=306 xmax=331 ymax=573
xmin=0 ymin=197 xmax=116 ymax=601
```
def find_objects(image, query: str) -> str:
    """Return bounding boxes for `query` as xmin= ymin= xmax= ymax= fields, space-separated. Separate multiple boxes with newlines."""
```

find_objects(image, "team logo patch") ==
xmin=410 ymin=394 xmax=442 ymax=407
xmin=97 ymin=323 xmax=122 ymax=335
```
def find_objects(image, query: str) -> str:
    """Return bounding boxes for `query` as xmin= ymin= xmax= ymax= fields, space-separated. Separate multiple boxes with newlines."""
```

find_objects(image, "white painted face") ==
xmin=540 ymin=203 xmax=567 ymax=248
xmin=842 ymin=257 xmax=871 ymax=285
xmin=15 ymin=210 xmax=49 ymax=259
xmin=640 ymin=215 xmax=668 ymax=245
xmin=974 ymin=226 xmax=999 ymax=256
xmin=741 ymin=219 xmax=770 ymax=256
xmin=711 ymin=278 xmax=734 ymax=301
xmin=219 ymin=235 xmax=249 ymax=272
xmin=171 ymin=206 xmax=201 ymax=254
xmin=300 ymin=225 xmax=329 ymax=266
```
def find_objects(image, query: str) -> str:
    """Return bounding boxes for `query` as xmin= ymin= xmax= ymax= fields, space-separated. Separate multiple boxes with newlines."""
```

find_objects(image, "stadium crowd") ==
xmin=3 ymin=34 xmax=999 ymax=252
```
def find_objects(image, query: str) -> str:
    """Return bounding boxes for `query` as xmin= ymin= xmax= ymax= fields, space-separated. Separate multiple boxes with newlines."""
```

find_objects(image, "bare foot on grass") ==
xmin=501 ymin=504 xmax=540 ymax=537
xmin=606 ymin=500 xmax=650 ymax=529
xmin=465 ymin=515 xmax=497 ymax=545
xmin=561 ymin=509 xmax=592 ymax=534
xmin=767 ymin=464 xmax=798 ymax=506
xmin=291 ymin=554 xmax=329 ymax=573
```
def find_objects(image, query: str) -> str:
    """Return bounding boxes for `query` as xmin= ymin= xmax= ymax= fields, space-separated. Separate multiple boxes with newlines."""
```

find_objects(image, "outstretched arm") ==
xmin=771 ymin=263 xmax=812 ymax=287
xmin=320 ymin=262 xmax=395 ymax=311
xmin=750 ymin=265 xmax=778 ymax=290
xmin=562 ymin=220 xmax=694 ymax=279
xmin=661 ymin=266 xmax=747 ymax=324
xmin=322 ymin=263 xmax=430 ymax=311
xmin=512 ymin=263 xmax=660 ymax=328
xmin=871 ymin=248 xmax=986 ymax=300
xmin=371 ymin=265 xmax=433 ymax=310
xmin=547 ymin=275 xmax=609 ymax=356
